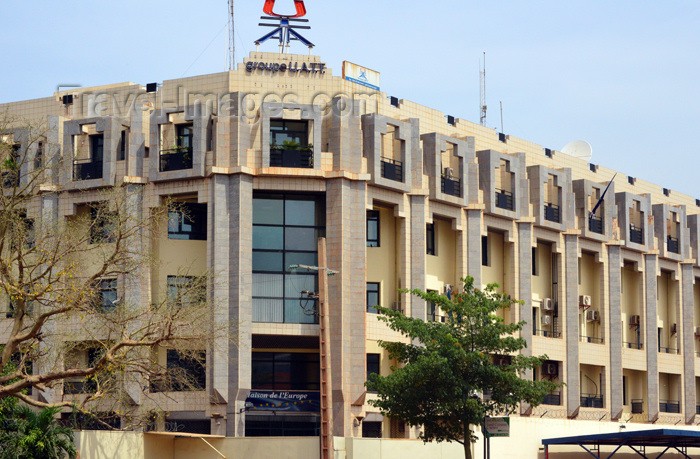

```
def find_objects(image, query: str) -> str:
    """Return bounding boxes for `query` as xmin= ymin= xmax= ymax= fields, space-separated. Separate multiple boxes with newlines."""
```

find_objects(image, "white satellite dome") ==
xmin=561 ymin=140 xmax=593 ymax=163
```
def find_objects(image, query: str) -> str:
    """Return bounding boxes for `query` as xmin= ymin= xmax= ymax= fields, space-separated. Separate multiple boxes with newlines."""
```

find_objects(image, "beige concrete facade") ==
xmin=3 ymin=50 xmax=700 ymax=456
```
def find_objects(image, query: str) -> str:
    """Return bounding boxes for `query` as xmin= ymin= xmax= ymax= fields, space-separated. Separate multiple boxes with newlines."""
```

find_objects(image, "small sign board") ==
xmin=343 ymin=61 xmax=380 ymax=91
xmin=482 ymin=416 xmax=510 ymax=438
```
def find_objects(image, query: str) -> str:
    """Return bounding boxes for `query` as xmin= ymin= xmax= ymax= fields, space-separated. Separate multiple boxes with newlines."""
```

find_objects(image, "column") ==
xmin=466 ymin=208 xmax=482 ymax=286
xmin=681 ymin=262 xmax=696 ymax=423
xmin=564 ymin=234 xmax=580 ymax=417
xmin=409 ymin=195 xmax=427 ymax=320
xmin=607 ymin=244 xmax=624 ymax=420
xmin=644 ymin=253 xmax=659 ymax=422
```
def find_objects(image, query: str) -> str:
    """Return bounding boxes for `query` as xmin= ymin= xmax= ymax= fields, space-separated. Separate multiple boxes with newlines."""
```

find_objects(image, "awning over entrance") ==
xmin=542 ymin=429 xmax=700 ymax=459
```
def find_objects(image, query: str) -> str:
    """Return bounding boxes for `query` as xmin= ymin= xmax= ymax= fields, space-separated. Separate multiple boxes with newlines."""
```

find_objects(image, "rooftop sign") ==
xmin=343 ymin=61 xmax=380 ymax=91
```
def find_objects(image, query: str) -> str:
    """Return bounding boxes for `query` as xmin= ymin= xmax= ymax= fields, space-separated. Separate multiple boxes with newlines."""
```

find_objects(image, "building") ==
xmin=2 ymin=46 xmax=700 ymax=449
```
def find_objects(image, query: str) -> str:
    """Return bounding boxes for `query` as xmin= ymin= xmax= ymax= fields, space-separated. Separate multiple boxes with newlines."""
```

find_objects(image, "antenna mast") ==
xmin=480 ymin=52 xmax=487 ymax=126
xmin=228 ymin=0 xmax=235 ymax=70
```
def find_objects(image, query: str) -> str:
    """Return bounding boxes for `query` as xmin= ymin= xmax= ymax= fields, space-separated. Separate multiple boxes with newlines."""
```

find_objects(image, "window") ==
xmin=94 ymin=279 xmax=118 ymax=312
xmin=246 ymin=415 xmax=320 ymax=437
xmin=176 ymin=124 xmax=193 ymax=152
xmin=362 ymin=422 xmax=382 ymax=438
xmin=532 ymin=247 xmax=538 ymax=276
xmin=270 ymin=120 xmax=309 ymax=148
xmin=34 ymin=142 xmax=43 ymax=169
xmin=118 ymin=130 xmax=127 ymax=161
xmin=366 ymin=354 xmax=380 ymax=383
xmin=167 ymin=276 xmax=205 ymax=308
xmin=426 ymin=223 xmax=436 ymax=256
xmin=253 ymin=194 xmax=325 ymax=324
xmin=168 ymin=203 xmax=207 ymax=240
xmin=367 ymin=282 xmax=380 ymax=314
xmin=366 ymin=210 xmax=380 ymax=247
xmin=623 ymin=376 xmax=628 ymax=405
xmin=251 ymin=352 xmax=320 ymax=390
xmin=90 ymin=134 xmax=104 ymax=162
xmin=482 ymin=235 xmax=489 ymax=266
xmin=165 ymin=349 xmax=206 ymax=391
xmin=89 ymin=205 xmax=116 ymax=244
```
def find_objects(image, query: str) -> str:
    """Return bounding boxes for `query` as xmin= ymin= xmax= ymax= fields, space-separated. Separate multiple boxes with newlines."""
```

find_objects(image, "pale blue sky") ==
xmin=1 ymin=1 xmax=698 ymax=197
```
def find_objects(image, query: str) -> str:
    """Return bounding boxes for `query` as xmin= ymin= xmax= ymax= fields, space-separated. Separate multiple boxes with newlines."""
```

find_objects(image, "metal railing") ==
xmin=630 ymin=224 xmax=644 ymax=244
xmin=580 ymin=394 xmax=604 ymax=408
xmin=624 ymin=342 xmax=643 ymax=350
xmin=73 ymin=159 xmax=103 ymax=181
xmin=589 ymin=215 xmax=603 ymax=234
xmin=543 ymin=392 xmax=561 ymax=406
xmin=495 ymin=189 xmax=514 ymax=211
xmin=270 ymin=148 xmax=313 ymax=168
xmin=380 ymin=157 xmax=404 ymax=182
xmin=580 ymin=335 xmax=604 ymax=344
xmin=441 ymin=175 xmax=461 ymax=197
xmin=631 ymin=399 xmax=644 ymax=414
xmin=534 ymin=329 xmax=561 ymax=339
xmin=159 ymin=148 xmax=193 ymax=172
xmin=544 ymin=202 xmax=561 ymax=223
xmin=667 ymin=236 xmax=680 ymax=254
xmin=659 ymin=346 xmax=679 ymax=354
xmin=659 ymin=400 xmax=680 ymax=413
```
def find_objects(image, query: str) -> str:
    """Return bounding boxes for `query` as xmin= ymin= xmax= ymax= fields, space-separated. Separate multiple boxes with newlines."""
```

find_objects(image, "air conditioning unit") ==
xmin=541 ymin=315 xmax=552 ymax=326
xmin=695 ymin=326 xmax=700 ymax=337
xmin=543 ymin=363 xmax=558 ymax=376
xmin=670 ymin=323 xmax=678 ymax=335
xmin=630 ymin=315 xmax=641 ymax=327
xmin=542 ymin=298 xmax=554 ymax=312
xmin=586 ymin=310 xmax=600 ymax=322
xmin=579 ymin=295 xmax=592 ymax=307
xmin=444 ymin=167 xmax=454 ymax=178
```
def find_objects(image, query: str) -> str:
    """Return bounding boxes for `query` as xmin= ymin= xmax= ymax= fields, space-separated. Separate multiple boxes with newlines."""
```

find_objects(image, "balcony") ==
xmin=631 ymin=399 xmax=644 ymax=414
xmin=380 ymin=157 xmax=403 ymax=182
xmin=73 ymin=159 xmax=103 ymax=181
xmin=624 ymin=342 xmax=643 ymax=350
xmin=270 ymin=148 xmax=313 ymax=168
xmin=667 ymin=236 xmax=680 ymax=254
xmin=580 ymin=394 xmax=604 ymax=408
xmin=543 ymin=391 xmax=561 ymax=406
xmin=589 ymin=215 xmax=604 ymax=234
xmin=580 ymin=335 xmax=604 ymax=345
xmin=544 ymin=202 xmax=561 ymax=223
xmin=659 ymin=346 xmax=679 ymax=355
xmin=629 ymin=224 xmax=644 ymax=244
xmin=159 ymin=148 xmax=193 ymax=172
xmin=534 ymin=329 xmax=561 ymax=339
xmin=441 ymin=175 xmax=461 ymax=197
xmin=659 ymin=400 xmax=680 ymax=413
xmin=495 ymin=189 xmax=514 ymax=211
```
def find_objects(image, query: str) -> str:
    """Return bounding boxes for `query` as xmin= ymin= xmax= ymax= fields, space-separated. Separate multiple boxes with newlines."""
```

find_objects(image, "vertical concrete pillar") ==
xmin=564 ymin=234 xmax=580 ymax=418
xmin=607 ymin=244 xmax=624 ymax=420
xmin=466 ymin=208 xmax=482 ymax=286
xmin=517 ymin=222 xmax=533 ymax=353
xmin=681 ymin=262 xmax=696 ymax=423
xmin=644 ymin=253 xmax=659 ymax=422
xmin=410 ymin=195 xmax=427 ymax=320
xmin=222 ymin=174 xmax=253 ymax=437
xmin=326 ymin=178 xmax=367 ymax=437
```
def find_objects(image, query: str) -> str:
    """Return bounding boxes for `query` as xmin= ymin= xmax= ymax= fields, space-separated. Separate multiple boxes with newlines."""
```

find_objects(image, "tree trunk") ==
xmin=463 ymin=424 xmax=473 ymax=459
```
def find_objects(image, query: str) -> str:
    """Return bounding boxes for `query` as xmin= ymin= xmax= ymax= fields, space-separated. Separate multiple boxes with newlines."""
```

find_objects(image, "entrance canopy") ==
xmin=542 ymin=429 xmax=700 ymax=459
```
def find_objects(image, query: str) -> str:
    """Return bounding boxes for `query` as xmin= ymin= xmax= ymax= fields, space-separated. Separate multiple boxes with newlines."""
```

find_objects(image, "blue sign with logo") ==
xmin=246 ymin=391 xmax=320 ymax=412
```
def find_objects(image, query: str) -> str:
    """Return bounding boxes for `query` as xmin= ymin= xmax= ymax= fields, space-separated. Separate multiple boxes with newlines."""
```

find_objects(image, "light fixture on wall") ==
xmin=353 ymin=415 xmax=364 ymax=427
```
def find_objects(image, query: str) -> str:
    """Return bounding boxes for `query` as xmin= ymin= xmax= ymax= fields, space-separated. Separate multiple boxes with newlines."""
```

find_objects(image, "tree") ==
xmin=366 ymin=277 xmax=560 ymax=459
xmin=0 ymin=113 xmax=223 ymax=428
xmin=0 ymin=405 xmax=77 ymax=459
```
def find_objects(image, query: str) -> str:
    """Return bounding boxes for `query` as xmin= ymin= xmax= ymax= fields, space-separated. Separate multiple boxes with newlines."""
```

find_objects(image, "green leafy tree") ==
xmin=366 ymin=277 xmax=561 ymax=459
xmin=0 ymin=405 xmax=77 ymax=459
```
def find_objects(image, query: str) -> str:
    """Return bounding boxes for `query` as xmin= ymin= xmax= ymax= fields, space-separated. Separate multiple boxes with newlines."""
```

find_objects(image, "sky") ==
xmin=1 ymin=1 xmax=699 ymax=197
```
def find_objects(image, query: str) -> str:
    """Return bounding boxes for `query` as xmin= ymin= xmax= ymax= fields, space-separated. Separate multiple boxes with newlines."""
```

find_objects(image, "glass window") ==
xmin=176 ymin=124 xmax=193 ymax=151
xmin=89 ymin=205 xmax=116 ymax=244
xmin=90 ymin=134 xmax=104 ymax=162
xmin=167 ymin=276 xmax=205 ymax=308
xmin=270 ymin=120 xmax=309 ymax=148
xmin=285 ymin=199 xmax=317 ymax=226
xmin=253 ymin=198 xmax=284 ymax=225
xmin=482 ymin=235 xmax=489 ymax=266
xmin=366 ymin=354 xmax=380 ymax=382
xmin=426 ymin=223 xmax=436 ymax=256
xmin=532 ymin=247 xmax=538 ymax=276
xmin=362 ymin=422 xmax=382 ymax=438
xmin=96 ymin=279 xmax=118 ymax=312
xmin=168 ymin=203 xmax=207 ymax=241
xmin=367 ymin=283 xmax=380 ymax=314
xmin=118 ymin=130 xmax=127 ymax=161
xmin=252 ymin=352 xmax=320 ymax=391
xmin=366 ymin=210 xmax=380 ymax=247
xmin=253 ymin=226 xmax=284 ymax=250
xmin=165 ymin=350 xmax=206 ymax=391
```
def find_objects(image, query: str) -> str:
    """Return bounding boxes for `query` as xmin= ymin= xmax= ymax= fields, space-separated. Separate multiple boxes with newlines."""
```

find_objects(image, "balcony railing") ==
xmin=580 ymin=394 xmax=604 ymax=408
xmin=159 ymin=148 xmax=193 ymax=172
xmin=659 ymin=400 xmax=680 ymax=413
xmin=667 ymin=236 xmax=680 ymax=254
xmin=544 ymin=202 xmax=561 ymax=223
xmin=441 ymin=175 xmax=461 ymax=197
xmin=495 ymin=189 xmax=514 ymax=211
xmin=380 ymin=157 xmax=403 ymax=182
xmin=269 ymin=148 xmax=313 ymax=168
xmin=629 ymin=224 xmax=644 ymax=244
xmin=659 ymin=346 xmax=679 ymax=354
xmin=589 ymin=215 xmax=604 ymax=234
xmin=73 ymin=159 xmax=103 ymax=181
xmin=631 ymin=399 xmax=644 ymax=414
xmin=543 ymin=391 xmax=561 ymax=406
xmin=534 ymin=329 xmax=561 ymax=339
xmin=624 ymin=342 xmax=643 ymax=350
xmin=580 ymin=335 xmax=604 ymax=345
